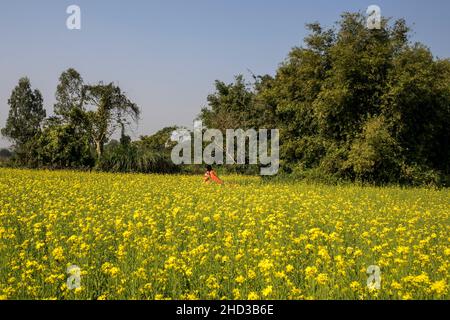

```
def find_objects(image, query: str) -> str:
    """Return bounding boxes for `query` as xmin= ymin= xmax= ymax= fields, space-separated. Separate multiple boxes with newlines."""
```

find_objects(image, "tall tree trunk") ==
xmin=95 ymin=140 xmax=103 ymax=159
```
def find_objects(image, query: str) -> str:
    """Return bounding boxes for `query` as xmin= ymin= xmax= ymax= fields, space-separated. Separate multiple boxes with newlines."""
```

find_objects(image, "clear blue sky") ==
xmin=1 ymin=0 xmax=449 ymax=148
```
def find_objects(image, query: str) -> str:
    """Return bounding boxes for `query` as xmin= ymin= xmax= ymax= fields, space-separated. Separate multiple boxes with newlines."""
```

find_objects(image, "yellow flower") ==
xmin=51 ymin=247 xmax=64 ymax=261
xmin=318 ymin=248 xmax=330 ymax=260
xmin=430 ymin=280 xmax=447 ymax=296
xmin=350 ymin=281 xmax=361 ymax=291
xmin=247 ymin=292 xmax=259 ymax=300
xmin=35 ymin=242 xmax=45 ymax=250
xmin=396 ymin=246 xmax=410 ymax=255
xmin=305 ymin=266 xmax=318 ymax=279
xmin=117 ymin=244 xmax=126 ymax=259
xmin=316 ymin=273 xmax=328 ymax=285
xmin=101 ymin=262 xmax=119 ymax=277
xmin=262 ymin=286 xmax=273 ymax=297
xmin=391 ymin=281 xmax=402 ymax=290
xmin=235 ymin=275 xmax=245 ymax=284
xmin=258 ymin=259 xmax=274 ymax=273
xmin=186 ymin=293 xmax=198 ymax=300
xmin=206 ymin=275 xmax=219 ymax=290
xmin=353 ymin=249 xmax=363 ymax=257
xmin=402 ymin=293 xmax=413 ymax=300
xmin=202 ymin=217 xmax=210 ymax=223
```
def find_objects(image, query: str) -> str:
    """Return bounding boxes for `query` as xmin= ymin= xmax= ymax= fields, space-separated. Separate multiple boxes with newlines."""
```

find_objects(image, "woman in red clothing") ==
xmin=204 ymin=165 xmax=223 ymax=184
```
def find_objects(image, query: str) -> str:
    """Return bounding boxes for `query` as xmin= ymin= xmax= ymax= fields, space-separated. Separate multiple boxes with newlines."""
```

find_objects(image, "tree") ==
xmin=345 ymin=116 xmax=401 ymax=182
xmin=84 ymin=83 xmax=140 ymax=160
xmin=1 ymin=78 xmax=46 ymax=161
xmin=264 ymin=22 xmax=335 ymax=167
xmin=54 ymin=68 xmax=85 ymax=120
xmin=382 ymin=45 xmax=450 ymax=175
xmin=137 ymin=126 xmax=178 ymax=153
xmin=35 ymin=117 xmax=94 ymax=168
xmin=206 ymin=12 xmax=449 ymax=184
xmin=199 ymin=75 xmax=255 ymax=131
xmin=0 ymin=148 xmax=12 ymax=159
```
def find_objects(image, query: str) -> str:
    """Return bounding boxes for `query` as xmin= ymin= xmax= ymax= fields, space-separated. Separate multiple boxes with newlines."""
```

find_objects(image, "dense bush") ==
xmin=97 ymin=139 xmax=180 ymax=174
xmin=199 ymin=13 xmax=450 ymax=186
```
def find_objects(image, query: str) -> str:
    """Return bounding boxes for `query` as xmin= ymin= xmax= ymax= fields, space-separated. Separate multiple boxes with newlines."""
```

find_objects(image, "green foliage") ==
xmin=137 ymin=126 xmax=178 ymax=152
xmin=96 ymin=126 xmax=180 ymax=174
xmin=197 ymin=13 xmax=449 ymax=185
xmin=0 ymin=148 xmax=13 ymax=167
xmin=97 ymin=138 xmax=179 ymax=174
xmin=200 ymin=75 xmax=255 ymax=131
xmin=381 ymin=45 xmax=450 ymax=174
xmin=1 ymin=78 xmax=46 ymax=163
xmin=35 ymin=117 xmax=94 ymax=168
xmin=84 ymin=82 xmax=141 ymax=160
xmin=0 ymin=149 xmax=11 ymax=158
xmin=259 ymin=13 xmax=448 ymax=185
xmin=345 ymin=116 xmax=401 ymax=182
xmin=2 ymin=70 xmax=141 ymax=171
xmin=54 ymin=68 xmax=85 ymax=119
xmin=32 ymin=76 xmax=95 ymax=169
xmin=2 ymin=13 xmax=449 ymax=185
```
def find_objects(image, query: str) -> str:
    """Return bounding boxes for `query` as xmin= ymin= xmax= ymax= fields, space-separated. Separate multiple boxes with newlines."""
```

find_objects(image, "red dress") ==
xmin=204 ymin=170 xmax=223 ymax=184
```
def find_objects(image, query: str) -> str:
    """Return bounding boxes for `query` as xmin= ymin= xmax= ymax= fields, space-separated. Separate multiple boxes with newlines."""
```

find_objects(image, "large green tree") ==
xmin=84 ymin=83 xmax=140 ymax=159
xmin=200 ymin=75 xmax=256 ymax=131
xmin=381 ymin=45 xmax=450 ymax=175
xmin=54 ymin=68 xmax=85 ymax=120
xmin=36 ymin=116 xmax=94 ymax=168
xmin=1 ymin=77 xmax=46 ymax=162
xmin=202 ymin=12 xmax=450 ymax=184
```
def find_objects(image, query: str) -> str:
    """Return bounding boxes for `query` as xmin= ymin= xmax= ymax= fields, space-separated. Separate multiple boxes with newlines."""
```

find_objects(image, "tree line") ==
xmin=200 ymin=13 xmax=450 ymax=186
xmin=1 ymin=12 xmax=449 ymax=185
xmin=0 ymin=68 xmax=179 ymax=173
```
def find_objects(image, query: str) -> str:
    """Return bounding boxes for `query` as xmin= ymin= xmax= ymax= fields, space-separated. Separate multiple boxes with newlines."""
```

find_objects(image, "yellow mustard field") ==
xmin=0 ymin=168 xmax=448 ymax=300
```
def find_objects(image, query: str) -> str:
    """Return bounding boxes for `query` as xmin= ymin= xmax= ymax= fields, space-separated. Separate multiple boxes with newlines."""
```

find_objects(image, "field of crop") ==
xmin=0 ymin=168 xmax=448 ymax=300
